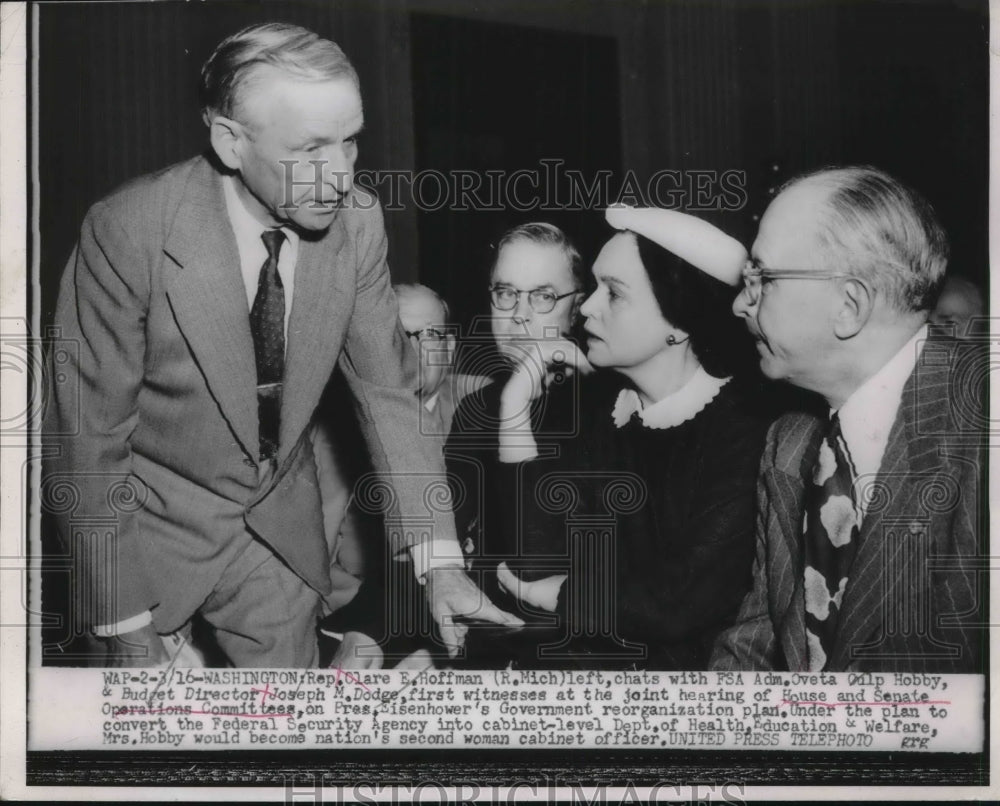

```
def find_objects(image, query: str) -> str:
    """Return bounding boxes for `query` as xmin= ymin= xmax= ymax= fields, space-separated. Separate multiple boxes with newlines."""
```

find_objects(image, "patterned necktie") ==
xmin=803 ymin=412 xmax=861 ymax=670
xmin=250 ymin=229 xmax=286 ymax=460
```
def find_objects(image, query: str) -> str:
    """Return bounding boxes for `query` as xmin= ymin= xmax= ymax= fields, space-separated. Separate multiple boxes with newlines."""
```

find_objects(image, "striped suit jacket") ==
xmin=711 ymin=338 xmax=987 ymax=672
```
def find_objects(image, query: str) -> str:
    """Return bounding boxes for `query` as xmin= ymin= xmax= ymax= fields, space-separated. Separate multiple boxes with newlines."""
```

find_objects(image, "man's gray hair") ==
xmin=494 ymin=222 xmax=585 ymax=289
xmin=786 ymin=166 xmax=949 ymax=313
xmin=200 ymin=22 xmax=359 ymax=126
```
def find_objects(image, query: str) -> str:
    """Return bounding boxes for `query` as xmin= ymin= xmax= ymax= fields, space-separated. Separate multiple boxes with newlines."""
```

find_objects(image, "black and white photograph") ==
xmin=0 ymin=0 xmax=993 ymax=800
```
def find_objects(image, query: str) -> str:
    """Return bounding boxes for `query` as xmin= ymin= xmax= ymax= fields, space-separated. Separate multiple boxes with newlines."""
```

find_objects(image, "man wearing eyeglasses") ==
xmin=395 ymin=283 xmax=489 ymax=436
xmin=45 ymin=22 xmax=519 ymax=668
xmin=711 ymin=166 xmax=985 ymax=673
xmin=485 ymin=223 xmax=590 ymax=463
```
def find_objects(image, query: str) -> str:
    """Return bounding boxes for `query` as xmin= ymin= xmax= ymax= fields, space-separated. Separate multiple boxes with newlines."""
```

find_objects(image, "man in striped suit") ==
xmin=711 ymin=166 xmax=986 ymax=673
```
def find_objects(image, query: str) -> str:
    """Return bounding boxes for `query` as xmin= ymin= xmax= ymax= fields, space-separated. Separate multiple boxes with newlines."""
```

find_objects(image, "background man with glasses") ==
xmin=711 ymin=166 xmax=985 ymax=673
xmin=395 ymin=283 xmax=489 ymax=436
xmin=443 ymin=223 xmax=588 ymax=644
xmin=312 ymin=282 xmax=490 ymax=669
xmin=485 ymin=223 xmax=590 ymax=465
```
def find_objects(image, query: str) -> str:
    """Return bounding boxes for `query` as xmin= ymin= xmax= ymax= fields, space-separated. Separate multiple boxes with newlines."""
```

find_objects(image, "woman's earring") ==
xmin=666 ymin=334 xmax=690 ymax=346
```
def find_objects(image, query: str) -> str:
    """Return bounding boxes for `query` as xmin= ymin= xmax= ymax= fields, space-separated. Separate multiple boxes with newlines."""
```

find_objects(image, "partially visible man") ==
xmin=313 ymin=284 xmax=489 ymax=669
xmin=711 ymin=166 xmax=985 ymax=673
xmin=395 ymin=282 xmax=489 ymax=435
xmin=930 ymin=274 xmax=985 ymax=339
xmin=45 ymin=22 xmax=517 ymax=668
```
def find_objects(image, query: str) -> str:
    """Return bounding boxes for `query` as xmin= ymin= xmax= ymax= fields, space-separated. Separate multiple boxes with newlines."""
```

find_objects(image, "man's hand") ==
xmin=394 ymin=648 xmax=434 ymax=670
xmin=100 ymin=622 xmax=172 ymax=668
xmin=498 ymin=339 xmax=593 ymax=463
xmin=497 ymin=561 xmax=567 ymax=612
xmin=501 ymin=338 xmax=593 ymax=412
xmin=425 ymin=567 xmax=524 ymax=657
xmin=330 ymin=631 xmax=384 ymax=670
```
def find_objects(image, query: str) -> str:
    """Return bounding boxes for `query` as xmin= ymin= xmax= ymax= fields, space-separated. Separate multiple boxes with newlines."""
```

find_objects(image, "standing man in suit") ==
xmin=711 ymin=166 xmax=985 ymax=673
xmin=45 ymin=22 xmax=518 ymax=668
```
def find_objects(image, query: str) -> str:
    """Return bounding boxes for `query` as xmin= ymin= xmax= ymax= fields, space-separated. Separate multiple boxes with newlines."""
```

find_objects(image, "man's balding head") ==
xmin=784 ymin=166 xmax=949 ymax=314
xmin=395 ymin=283 xmax=455 ymax=398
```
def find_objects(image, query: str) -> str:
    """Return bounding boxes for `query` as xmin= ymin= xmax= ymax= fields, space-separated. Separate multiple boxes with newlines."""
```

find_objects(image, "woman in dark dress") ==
xmin=459 ymin=206 xmax=771 ymax=669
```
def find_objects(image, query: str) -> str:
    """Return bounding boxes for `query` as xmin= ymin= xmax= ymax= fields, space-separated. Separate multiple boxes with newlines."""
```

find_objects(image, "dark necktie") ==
xmin=250 ymin=229 xmax=286 ymax=461
xmin=803 ymin=413 xmax=861 ymax=670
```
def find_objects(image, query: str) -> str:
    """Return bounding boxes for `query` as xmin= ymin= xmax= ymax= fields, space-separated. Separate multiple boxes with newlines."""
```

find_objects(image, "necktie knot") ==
xmin=261 ymin=229 xmax=286 ymax=262
xmin=827 ymin=411 xmax=843 ymax=442
xmin=823 ymin=412 xmax=855 ymax=483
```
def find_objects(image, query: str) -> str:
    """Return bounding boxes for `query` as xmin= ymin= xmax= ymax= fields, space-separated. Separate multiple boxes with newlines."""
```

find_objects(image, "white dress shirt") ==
xmin=837 ymin=325 xmax=927 ymax=516
xmin=222 ymin=174 xmax=299 ymax=337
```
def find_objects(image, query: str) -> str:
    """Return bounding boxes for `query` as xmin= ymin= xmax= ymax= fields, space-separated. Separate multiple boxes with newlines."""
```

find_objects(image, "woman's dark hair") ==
xmin=633 ymin=232 xmax=754 ymax=379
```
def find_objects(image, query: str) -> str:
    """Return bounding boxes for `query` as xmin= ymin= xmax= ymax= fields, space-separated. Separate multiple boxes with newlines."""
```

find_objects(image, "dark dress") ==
xmin=445 ymin=368 xmax=770 ymax=670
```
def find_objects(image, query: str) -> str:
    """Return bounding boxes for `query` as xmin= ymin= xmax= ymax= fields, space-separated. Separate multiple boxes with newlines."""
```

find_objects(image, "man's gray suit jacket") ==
xmin=45 ymin=155 xmax=456 ymax=633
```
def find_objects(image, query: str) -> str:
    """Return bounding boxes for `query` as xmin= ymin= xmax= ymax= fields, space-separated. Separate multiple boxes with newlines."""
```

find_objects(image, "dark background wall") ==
xmin=36 ymin=0 xmax=989 ymax=334
xmin=409 ymin=12 xmax=623 ymax=337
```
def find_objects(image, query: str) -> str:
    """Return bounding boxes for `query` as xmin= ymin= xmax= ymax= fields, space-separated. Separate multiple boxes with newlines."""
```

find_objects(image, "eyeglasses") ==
xmin=404 ymin=327 xmax=448 ymax=343
xmin=740 ymin=260 xmax=857 ymax=306
xmin=489 ymin=284 xmax=579 ymax=315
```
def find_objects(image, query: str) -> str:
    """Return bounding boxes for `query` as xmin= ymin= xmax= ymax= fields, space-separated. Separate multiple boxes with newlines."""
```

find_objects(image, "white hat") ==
xmin=605 ymin=204 xmax=746 ymax=286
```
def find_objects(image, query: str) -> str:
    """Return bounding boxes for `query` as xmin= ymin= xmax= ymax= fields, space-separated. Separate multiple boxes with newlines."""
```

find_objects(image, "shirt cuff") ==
xmin=408 ymin=539 xmax=466 ymax=584
xmin=498 ymin=442 xmax=540 ymax=463
xmin=92 ymin=610 xmax=154 ymax=638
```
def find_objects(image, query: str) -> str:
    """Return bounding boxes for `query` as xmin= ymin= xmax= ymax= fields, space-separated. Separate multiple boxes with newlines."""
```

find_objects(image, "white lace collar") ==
xmin=611 ymin=368 xmax=730 ymax=430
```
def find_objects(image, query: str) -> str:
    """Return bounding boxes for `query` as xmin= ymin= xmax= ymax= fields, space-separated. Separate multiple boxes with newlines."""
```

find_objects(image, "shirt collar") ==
xmin=423 ymin=390 xmax=440 ymax=413
xmin=222 ymin=174 xmax=299 ymax=253
xmin=836 ymin=324 xmax=927 ymax=482
xmin=611 ymin=367 xmax=730 ymax=429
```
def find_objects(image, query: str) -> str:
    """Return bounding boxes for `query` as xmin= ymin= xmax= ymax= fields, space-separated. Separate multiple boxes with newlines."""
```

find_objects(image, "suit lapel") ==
xmin=436 ymin=379 xmax=459 ymax=435
xmin=775 ymin=483 xmax=808 ymax=670
xmin=830 ymin=412 xmax=913 ymax=668
xmin=768 ymin=416 xmax=823 ymax=671
xmin=278 ymin=220 xmax=353 ymax=464
xmin=777 ymin=426 xmax=820 ymax=671
xmin=163 ymin=158 xmax=260 ymax=459
xmin=830 ymin=350 xmax=947 ymax=668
